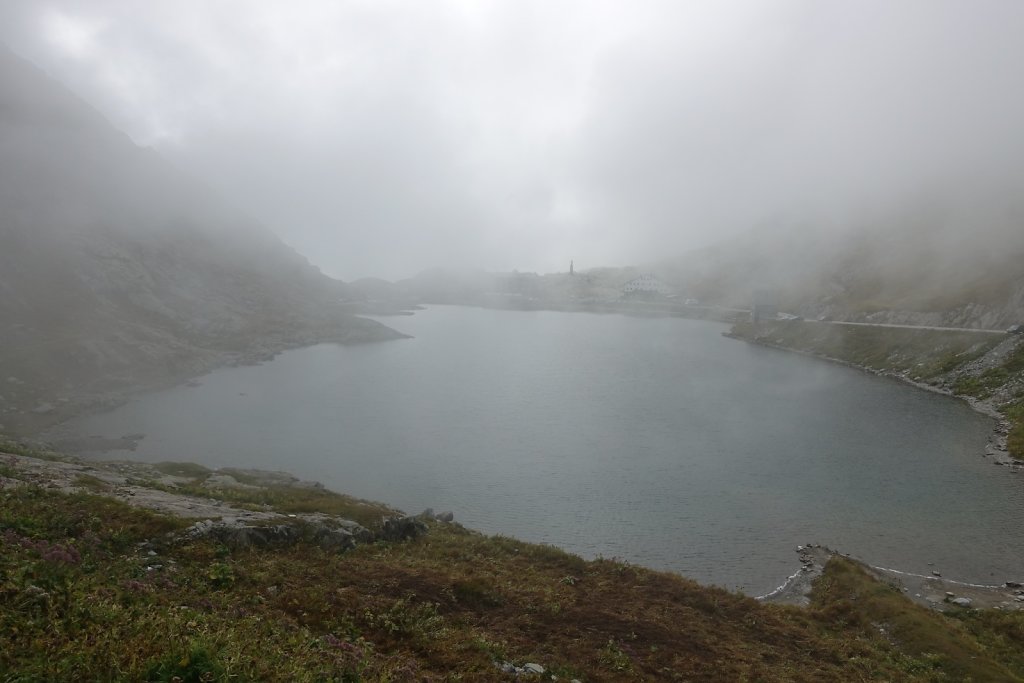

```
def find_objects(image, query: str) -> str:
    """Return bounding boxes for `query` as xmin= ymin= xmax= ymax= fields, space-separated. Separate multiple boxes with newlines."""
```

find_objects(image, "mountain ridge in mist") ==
xmin=655 ymin=210 xmax=1024 ymax=328
xmin=350 ymin=211 xmax=1024 ymax=329
xmin=0 ymin=46 xmax=402 ymax=435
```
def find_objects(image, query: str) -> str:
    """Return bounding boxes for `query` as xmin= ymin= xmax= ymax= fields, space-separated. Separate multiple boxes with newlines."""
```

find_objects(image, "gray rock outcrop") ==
xmin=380 ymin=515 xmax=428 ymax=541
xmin=185 ymin=516 xmax=372 ymax=552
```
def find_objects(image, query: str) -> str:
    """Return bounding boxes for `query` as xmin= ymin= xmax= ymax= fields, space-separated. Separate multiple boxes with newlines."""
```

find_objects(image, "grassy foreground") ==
xmin=3 ymin=450 xmax=1024 ymax=681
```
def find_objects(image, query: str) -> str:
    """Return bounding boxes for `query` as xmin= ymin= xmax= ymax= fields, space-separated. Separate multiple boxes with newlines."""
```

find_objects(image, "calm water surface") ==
xmin=61 ymin=306 xmax=1024 ymax=594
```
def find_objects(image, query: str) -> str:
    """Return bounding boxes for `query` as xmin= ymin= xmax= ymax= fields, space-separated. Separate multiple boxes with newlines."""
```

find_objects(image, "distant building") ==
xmin=622 ymin=274 xmax=670 ymax=295
xmin=752 ymin=289 xmax=779 ymax=323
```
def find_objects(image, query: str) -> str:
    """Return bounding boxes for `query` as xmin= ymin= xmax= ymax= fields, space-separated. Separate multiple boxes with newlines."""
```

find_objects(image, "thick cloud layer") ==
xmin=2 ymin=1 xmax=1023 ymax=279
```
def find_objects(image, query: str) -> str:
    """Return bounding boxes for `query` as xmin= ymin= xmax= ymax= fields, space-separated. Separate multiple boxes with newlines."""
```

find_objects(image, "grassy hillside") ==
xmin=2 ymin=443 xmax=1023 ymax=681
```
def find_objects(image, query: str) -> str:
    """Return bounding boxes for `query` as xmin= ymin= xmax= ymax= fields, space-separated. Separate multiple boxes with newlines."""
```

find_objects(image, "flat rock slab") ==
xmin=0 ymin=453 xmax=370 ymax=542
xmin=2 ymin=453 xmax=280 ymax=520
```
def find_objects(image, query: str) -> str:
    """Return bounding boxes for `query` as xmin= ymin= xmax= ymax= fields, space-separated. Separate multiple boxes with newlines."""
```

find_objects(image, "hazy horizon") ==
xmin=3 ymin=1 xmax=1024 ymax=281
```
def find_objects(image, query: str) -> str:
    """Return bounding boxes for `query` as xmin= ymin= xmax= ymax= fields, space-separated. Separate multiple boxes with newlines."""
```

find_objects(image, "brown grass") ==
xmin=4 ymin=475 xmax=1024 ymax=680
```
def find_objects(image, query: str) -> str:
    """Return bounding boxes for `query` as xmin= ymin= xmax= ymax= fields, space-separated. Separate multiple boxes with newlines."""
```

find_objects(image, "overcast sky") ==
xmin=2 ymin=1 xmax=1023 ymax=280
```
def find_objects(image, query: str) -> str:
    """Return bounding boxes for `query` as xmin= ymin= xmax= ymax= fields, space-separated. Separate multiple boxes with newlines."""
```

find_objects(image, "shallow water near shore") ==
xmin=54 ymin=306 xmax=1024 ymax=594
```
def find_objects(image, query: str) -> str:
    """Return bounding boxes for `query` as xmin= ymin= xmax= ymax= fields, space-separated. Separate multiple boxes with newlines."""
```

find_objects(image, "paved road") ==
xmin=743 ymin=309 xmax=1009 ymax=334
xmin=805 ymin=319 xmax=1008 ymax=335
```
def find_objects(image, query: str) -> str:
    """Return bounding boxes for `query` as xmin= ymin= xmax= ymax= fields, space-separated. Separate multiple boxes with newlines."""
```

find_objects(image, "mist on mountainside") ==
xmin=347 ymin=199 xmax=1024 ymax=329
xmin=5 ymin=7 xmax=1024 ymax=680
xmin=0 ymin=46 xmax=401 ymax=434
xmin=653 ymin=201 xmax=1024 ymax=328
xmin=3 ymin=0 xmax=1024 ymax=430
xmin=3 ymin=2 xmax=1024 ymax=283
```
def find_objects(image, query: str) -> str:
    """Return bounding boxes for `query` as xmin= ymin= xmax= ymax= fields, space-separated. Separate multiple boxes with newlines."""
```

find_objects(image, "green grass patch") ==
xmin=953 ymin=368 xmax=1009 ymax=399
xmin=951 ymin=339 xmax=1024 ymax=398
xmin=0 ymin=455 xmax=19 ymax=480
xmin=0 ymin=437 xmax=68 ymax=463
xmin=73 ymin=473 xmax=112 ymax=492
xmin=1005 ymin=398 xmax=1024 ymax=458
xmin=732 ymin=321 xmax=1001 ymax=379
xmin=811 ymin=557 xmax=1019 ymax=681
xmin=139 ymin=477 xmax=397 ymax=530
xmin=950 ymin=608 xmax=1024 ymax=675
xmin=144 ymin=643 xmax=226 ymax=682
xmin=152 ymin=461 xmax=214 ymax=480
xmin=1002 ymin=341 xmax=1024 ymax=374
xmin=216 ymin=468 xmax=290 ymax=487
xmin=917 ymin=345 xmax=991 ymax=379
xmin=0 ymin=485 xmax=186 ymax=550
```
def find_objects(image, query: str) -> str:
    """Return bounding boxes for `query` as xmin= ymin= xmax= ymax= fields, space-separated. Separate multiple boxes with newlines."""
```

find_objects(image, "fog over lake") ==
xmin=60 ymin=306 xmax=1024 ymax=594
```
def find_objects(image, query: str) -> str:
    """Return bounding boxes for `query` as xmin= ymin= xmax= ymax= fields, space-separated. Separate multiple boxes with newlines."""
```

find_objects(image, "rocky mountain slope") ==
xmin=0 ymin=47 xmax=402 ymax=434
xmin=351 ymin=210 xmax=1024 ymax=332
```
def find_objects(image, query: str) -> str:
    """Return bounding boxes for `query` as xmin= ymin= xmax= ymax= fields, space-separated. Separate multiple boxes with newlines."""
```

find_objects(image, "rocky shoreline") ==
xmin=723 ymin=324 xmax=1024 ymax=609
xmin=761 ymin=544 xmax=1024 ymax=613
xmin=0 ymin=449 xmax=437 ymax=553
xmin=723 ymin=329 xmax=1023 ymax=470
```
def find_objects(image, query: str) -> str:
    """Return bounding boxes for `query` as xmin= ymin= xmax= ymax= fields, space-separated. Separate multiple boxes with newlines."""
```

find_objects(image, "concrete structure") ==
xmin=622 ymin=274 xmax=670 ymax=295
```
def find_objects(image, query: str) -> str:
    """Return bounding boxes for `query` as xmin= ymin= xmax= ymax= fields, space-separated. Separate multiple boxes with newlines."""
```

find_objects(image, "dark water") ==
xmin=59 ymin=306 xmax=1024 ymax=594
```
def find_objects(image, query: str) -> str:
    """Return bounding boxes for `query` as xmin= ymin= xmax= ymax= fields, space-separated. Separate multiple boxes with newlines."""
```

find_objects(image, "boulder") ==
xmin=195 ymin=522 xmax=301 ymax=549
xmin=495 ymin=661 xmax=517 ymax=674
xmin=185 ymin=517 xmax=369 ymax=552
xmin=379 ymin=515 xmax=428 ymax=541
xmin=202 ymin=474 xmax=258 ymax=490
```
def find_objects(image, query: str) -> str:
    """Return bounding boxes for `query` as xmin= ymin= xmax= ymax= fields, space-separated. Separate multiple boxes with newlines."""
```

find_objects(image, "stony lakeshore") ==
xmin=726 ymin=321 xmax=1024 ymax=469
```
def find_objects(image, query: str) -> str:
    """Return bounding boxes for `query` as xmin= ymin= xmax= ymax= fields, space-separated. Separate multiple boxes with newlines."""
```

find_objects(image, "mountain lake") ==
xmin=54 ymin=305 xmax=1024 ymax=595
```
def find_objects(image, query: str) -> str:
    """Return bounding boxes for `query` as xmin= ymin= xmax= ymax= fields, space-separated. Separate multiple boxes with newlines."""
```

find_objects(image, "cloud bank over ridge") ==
xmin=2 ymin=1 xmax=1023 ymax=279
